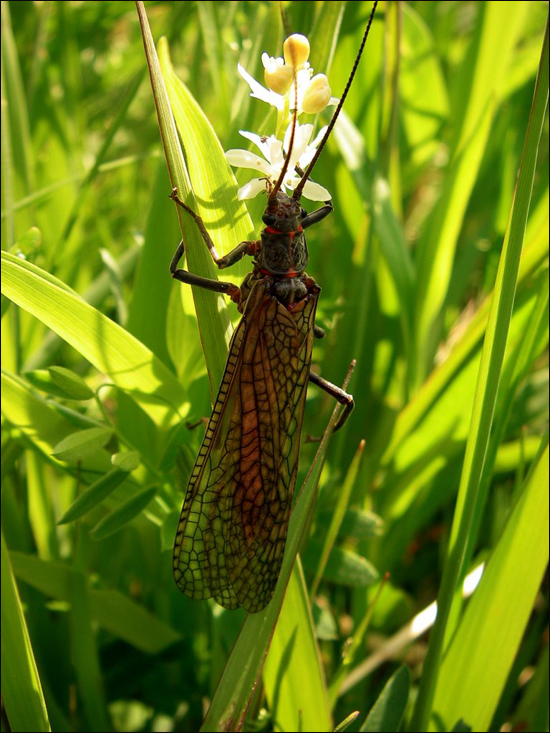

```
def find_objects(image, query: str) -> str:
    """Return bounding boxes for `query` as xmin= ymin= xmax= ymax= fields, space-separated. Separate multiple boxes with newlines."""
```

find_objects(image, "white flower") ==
xmin=262 ymin=54 xmax=294 ymax=95
xmin=237 ymin=35 xmax=338 ymax=117
xmin=238 ymin=62 xmax=285 ymax=111
xmin=302 ymin=74 xmax=332 ymax=114
xmin=225 ymin=122 xmax=331 ymax=202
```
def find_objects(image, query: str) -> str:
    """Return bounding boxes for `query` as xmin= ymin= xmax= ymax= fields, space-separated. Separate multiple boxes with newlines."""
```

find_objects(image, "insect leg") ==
xmin=314 ymin=325 xmax=326 ymax=339
xmin=170 ymin=188 xmax=259 ymax=268
xmin=301 ymin=202 xmax=333 ymax=230
xmin=309 ymin=370 xmax=354 ymax=431
xmin=170 ymin=241 xmax=240 ymax=300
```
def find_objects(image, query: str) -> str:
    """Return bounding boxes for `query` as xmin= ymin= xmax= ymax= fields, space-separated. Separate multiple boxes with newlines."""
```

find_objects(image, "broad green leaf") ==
xmin=90 ymin=487 xmax=157 ymax=539
xmin=313 ymin=601 xmax=338 ymax=641
xmin=52 ymin=427 xmax=113 ymax=462
xmin=360 ymin=665 xmax=410 ymax=732
xmin=414 ymin=2 xmax=531 ymax=380
xmin=431 ymin=441 xmax=549 ymax=731
xmin=24 ymin=368 xmax=91 ymax=400
xmin=58 ymin=468 xmax=128 ymax=524
xmin=48 ymin=366 xmax=94 ymax=400
xmin=338 ymin=508 xmax=384 ymax=540
xmin=111 ymin=451 xmax=140 ymax=471
xmin=1 ymin=534 xmax=50 ymax=733
xmin=305 ymin=540 xmax=379 ymax=588
xmin=1 ymin=369 xmax=111 ymax=478
xmin=1 ymin=251 xmax=188 ymax=431
xmin=10 ymin=552 xmax=181 ymax=654
xmin=262 ymin=566 xmax=332 ymax=733
xmin=137 ymin=0 xmax=252 ymax=396
xmin=412 ymin=21 xmax=549 ymax=727
xmin=159 ymin=38 xmax=252 ymax=376
xmin=324 ymin=546 xmax=379 ymax=587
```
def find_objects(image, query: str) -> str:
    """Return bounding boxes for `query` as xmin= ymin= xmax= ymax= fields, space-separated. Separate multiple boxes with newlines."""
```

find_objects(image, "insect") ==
xmin=172 ymin=3 xmax=378 ymax=613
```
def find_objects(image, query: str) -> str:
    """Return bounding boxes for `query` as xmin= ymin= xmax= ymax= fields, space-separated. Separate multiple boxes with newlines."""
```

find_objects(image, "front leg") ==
xmin=170 ymin=241 xmax=240 ymax=302
xmin=301 ymin=201 xmax=333 ymax=230
xmin=170 ymin=188 xmax=259 ymax=268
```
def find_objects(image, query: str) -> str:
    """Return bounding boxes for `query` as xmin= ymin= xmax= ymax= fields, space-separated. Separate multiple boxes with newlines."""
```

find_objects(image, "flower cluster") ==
xmin=226 ymin=34 xmax=336 ymax=201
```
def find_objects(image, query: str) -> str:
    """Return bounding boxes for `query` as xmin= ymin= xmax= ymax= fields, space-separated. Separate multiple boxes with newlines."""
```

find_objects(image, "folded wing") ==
xmin=173 ymin=279 xmax=318 ymax=612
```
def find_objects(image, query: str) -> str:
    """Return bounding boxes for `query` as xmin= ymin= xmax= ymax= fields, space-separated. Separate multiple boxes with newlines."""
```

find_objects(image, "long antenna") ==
xmin=269 ymin=35 xmax=300 ymax=201
xmin=293 ymin=0 xmax=378 ymax=200
xmin=278 ymin=0 xmax=291 ymax=39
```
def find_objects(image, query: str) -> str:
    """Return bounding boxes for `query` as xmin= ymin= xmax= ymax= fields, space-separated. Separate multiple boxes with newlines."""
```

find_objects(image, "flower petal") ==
xmin=301 ymin=179 xmax=332 ymax=201
xmin=238 ymin=130 xmax=271 ymax=160
xmin=261 ymin=53 xmax=284 ymax=73
xmin=238 ymin=178 xmax=268 ymax=200
xmin=225 ymin=149 xmax=272 ymax=176
xmin=311 ymin=125 xmax=329 ymax=148
xmin=238 ymin=63 xmax=284 ymax=110
xmin=298 ymin=125 xmax=328 ymax=168
xmin=268 ymin=137 xmax=284 ymax=169
xmin=284 ymin=122 xmax=313 ymax=170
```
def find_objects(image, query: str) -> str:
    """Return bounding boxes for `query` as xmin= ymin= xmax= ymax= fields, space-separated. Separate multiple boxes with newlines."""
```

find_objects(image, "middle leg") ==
xmin=308 ymin=370 xmax=354 ymax=432
xmin=170 ymin=188 xmax=259 ymax=269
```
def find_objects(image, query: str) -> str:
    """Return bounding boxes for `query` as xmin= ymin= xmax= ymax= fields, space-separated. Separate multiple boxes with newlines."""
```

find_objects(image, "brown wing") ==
xmin=173 ymin=278 xmax=318 ymax=612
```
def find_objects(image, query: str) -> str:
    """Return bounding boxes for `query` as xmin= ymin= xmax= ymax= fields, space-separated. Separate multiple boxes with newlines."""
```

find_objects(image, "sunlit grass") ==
xmin=1 ymin=3 xmax=548 ymax=732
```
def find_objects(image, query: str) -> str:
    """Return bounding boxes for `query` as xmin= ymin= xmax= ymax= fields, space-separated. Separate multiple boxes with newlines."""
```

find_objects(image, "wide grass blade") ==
xmin=1 ymin=252 xmax=188 ymax=431
xmin=200 ymin=391 xmax=350 ymax=732
xmin=411 ymin=18 xmax=549 ymax=730
xmin=359 ymin=665 xmax=410 ymax=732
xmin=1 ymin=533 xmax=50 ymax=733
xmin=11 ymin=552 xmax=181 ymax=654
xmin=414 ymin=2 xmax=531 ymax=382
xmin=431 ymin=438 xmax=549 ymax=731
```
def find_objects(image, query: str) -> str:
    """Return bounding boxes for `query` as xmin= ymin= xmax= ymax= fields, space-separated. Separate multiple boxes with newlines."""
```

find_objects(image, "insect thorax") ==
xmin=258 ymin=229 xmax=308 ymax=276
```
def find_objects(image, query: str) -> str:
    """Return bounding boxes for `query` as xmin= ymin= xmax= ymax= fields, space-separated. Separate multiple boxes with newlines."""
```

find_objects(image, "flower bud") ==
xmin=301 ymin=74 xmax=331 ymax=114
xmin=283 ymin=34 xmax=310 ymax=69
xmin=264 ymin=62 xmax=294 ymax=95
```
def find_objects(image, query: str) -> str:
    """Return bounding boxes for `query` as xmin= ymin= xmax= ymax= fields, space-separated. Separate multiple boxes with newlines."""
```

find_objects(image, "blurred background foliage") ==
xmin=1 ymin=1 xmax=548 ymax=732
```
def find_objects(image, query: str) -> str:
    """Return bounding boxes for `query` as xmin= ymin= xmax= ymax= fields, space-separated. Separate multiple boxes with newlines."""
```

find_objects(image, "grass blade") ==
xmin=1 ymin=533 xmax=50 ymax=733
xmin=411 ymin=18 xmax=549 ymax=730
xmin=432 ymin=438 xmax=549 ymax=731
xmin=1 ymin=252 xmax=188 ymax=431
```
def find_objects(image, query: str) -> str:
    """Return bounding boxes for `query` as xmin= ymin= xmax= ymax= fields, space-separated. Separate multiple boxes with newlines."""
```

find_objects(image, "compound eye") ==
xmin=262 ymin=212 xmax=276 ymax=226
xmin=300 ymin=207 xmax=308 ymax=219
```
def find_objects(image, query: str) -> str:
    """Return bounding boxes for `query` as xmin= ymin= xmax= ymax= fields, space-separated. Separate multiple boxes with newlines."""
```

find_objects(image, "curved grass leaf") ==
xmin=48 ymin=366 xmax=94 ymax=400
xmin=200 ymin=390 xmax=350 ymax=732
xmin=111 ymin=451 xmax=140 ymax=472
xmin=1 ymin=251 xmax=188 ymax=430
xmin=411 ymin=19 xmax=549 ymax=729
xmin=58 ymin=468 xmax=128 ymax=524
xmin=52 ymin=426 xmax=113 ymax=462
xmin=1 ymin=368 xmax=112 ymax=478
xmin=24 ymin=367 xmax=93 ymax=400
xmin=1 ymin=534 xmax=50 ymax=733
xmin=10 ymin=551 xmax=181 ymax=654
xmin=360 ymin=665 xmax=410 ymax=732
xmin=89 ymin=487 xmax=157 ymax=540
xmin=431 ymin=439 xmax=549 ymax=731
xmin=414 ymin=2 xmax=532 ymax=381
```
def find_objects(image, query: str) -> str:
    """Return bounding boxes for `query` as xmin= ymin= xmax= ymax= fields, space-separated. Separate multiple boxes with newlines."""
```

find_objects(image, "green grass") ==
xmin=1 ymin=2 xmax=548 ymax=732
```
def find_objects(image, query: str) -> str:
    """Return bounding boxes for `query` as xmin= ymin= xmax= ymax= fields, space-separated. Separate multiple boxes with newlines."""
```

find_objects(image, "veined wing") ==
xmin=173 ymin=278 xmax=318 ymax=612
